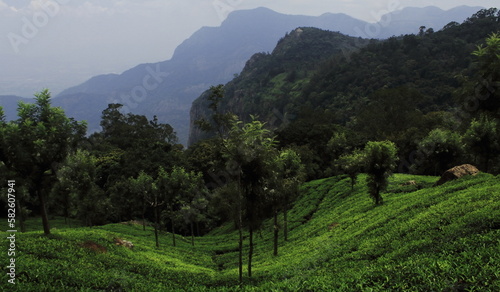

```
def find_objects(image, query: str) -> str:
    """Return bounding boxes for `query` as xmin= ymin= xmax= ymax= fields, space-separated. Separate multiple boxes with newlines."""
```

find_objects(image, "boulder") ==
xmin=435 ymin=164 xmax=479 ymax=186
xmin=400 ymin=180 xmax=417 ymax=186
xmin=114 ymin=238 xmax=134 ymax=249
xmin=80 ymin=240 xmax=107 ymax=253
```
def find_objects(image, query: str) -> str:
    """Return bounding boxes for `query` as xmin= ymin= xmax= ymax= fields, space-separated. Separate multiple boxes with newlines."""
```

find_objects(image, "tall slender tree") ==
xmin=274 ymin=149 xmax=304 ymax=250
xmin=129 ymin=172 xmax=155 ymax=240
xmin=223 ymin=117 xmax=278 ymax=278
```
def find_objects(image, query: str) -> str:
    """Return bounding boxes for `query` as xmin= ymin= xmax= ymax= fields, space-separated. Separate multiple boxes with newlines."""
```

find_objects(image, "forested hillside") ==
xmin=190 ymin=8 xmax=500 ymax=179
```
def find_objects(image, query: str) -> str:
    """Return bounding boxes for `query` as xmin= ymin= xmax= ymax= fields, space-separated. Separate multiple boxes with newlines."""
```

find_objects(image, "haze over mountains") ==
xmin=0 ymin=6 xmax=483 ymax=145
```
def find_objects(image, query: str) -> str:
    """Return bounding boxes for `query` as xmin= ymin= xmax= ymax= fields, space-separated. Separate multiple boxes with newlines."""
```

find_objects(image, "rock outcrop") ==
xmin=435 ymin=164 xmax=480 ymax=186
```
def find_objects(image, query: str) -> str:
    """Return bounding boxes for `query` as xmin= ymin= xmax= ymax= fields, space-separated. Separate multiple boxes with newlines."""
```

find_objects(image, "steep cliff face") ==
xmin=188 ymin=95 xmax=209 ymax=146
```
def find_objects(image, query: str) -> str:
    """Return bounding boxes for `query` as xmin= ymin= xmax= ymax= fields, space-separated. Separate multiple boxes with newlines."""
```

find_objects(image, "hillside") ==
xmin=4 ymin=173 xmax=499 ymax=291
xmin=190 ymin=9 xmax=500 ymax=144
xmin=188 ymin=9 xmax=500 ymax=179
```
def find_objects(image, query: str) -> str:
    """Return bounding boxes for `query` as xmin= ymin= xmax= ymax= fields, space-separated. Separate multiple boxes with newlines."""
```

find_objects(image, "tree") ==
xmin=411 ymin=129 xmax=464 ymax=175
xmin=273 ymin=149 xmax=304 ymax=255
xmin=179 ymin=184 xmax=208 ymax=246
xmin=194 ymin=84 xmax=236 ymax=142
xmin=223 ymin=117 xmax=278 ymax=280
xmin=177 ymin=171 xmax=209 ymax=246
xmin=472 ymin=33 xmax=500 ymax=117
xmin=362 ymin=141 xmax=398 ymax=205
xmin=89 ymin=104 xmax=180 ymax=204
xmin=0 ymin=90 xmax=86 ymax=234
xmin=56 ymin=150 xmax=108 ymax=227
xmin=464 ymin=114 xmax=500 ymax=173
xmin=419 ymin=26 xmax=426 ymax=36
xmin=129 ymin=172 xmax=154 ymax=234
xmin=156 ymin=166 xmax=201 ymax=247
xmin=458 ymin=33 xmax=500 ymax=118
xmin=337 ymin=149 xmax=365 ymax=190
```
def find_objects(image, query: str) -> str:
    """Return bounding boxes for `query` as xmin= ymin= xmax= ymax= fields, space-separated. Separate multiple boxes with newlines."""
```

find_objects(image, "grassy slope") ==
xmin=2 ymin=173 xmax=499 ymax=291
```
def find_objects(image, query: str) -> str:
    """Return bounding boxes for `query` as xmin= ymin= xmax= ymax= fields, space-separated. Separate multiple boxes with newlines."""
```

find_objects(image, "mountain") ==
xmin=188 ymin=9 xmax=500 ymax=178
xmin=42 ymin=6 xmax=482 ymax=144
xmin=376 ymin=5 xmax=484 ymax=36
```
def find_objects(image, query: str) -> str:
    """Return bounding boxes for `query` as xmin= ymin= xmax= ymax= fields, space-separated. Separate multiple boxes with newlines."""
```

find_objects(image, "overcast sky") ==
xmin=1 ymin=0 xmax=497 ymax=96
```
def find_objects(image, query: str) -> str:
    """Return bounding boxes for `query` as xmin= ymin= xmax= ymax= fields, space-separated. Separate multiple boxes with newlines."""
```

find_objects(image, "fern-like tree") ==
xmin=223 ymin=117 xmax=278 ymax=279
xmin=362 ymin=141 xmax=398 ymax=205
xmin=471 ymin=33 xmax=500 ymax=117
xmin=275 ymin=149 xmax=304 ymax=247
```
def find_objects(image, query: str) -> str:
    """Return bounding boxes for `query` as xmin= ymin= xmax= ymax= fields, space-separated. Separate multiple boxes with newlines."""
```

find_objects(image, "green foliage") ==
xmin=223 ymin=117 xmax=278 ymax=229
xmin=411 ymin=129 xmax=465 ymax=175
xmin=88 ymin=104 xmax=182 ymax=224
xmin=222 ymin=117 xmax=280 ymax=278
xmin=56 ymin=150 xmax=109 ymax=226
xmin=464 ymin=114 xmax=500 ymax=172
xmin=336 ymin=149 xmax=364 ymax=190
xmin=362 ymin=141 xmax=399 ymax=205
xmin=0 ymin=89 xmax=86 ymax=234
xmin=470 ymin=32 xmax=500 ymax=116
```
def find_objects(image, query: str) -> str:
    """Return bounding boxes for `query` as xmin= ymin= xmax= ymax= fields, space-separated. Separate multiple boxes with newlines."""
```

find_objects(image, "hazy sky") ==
xmin=0 ymin=0 xmax=497 ymax=96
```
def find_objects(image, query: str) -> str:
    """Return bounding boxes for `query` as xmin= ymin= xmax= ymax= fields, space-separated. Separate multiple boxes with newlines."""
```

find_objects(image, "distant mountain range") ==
xmin=0 ymin=6 xmax=484 ymax=144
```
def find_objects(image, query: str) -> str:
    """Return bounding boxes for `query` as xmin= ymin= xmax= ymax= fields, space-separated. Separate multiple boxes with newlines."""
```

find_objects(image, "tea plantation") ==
xmin=2 ymin=173 xmax=499 ymax=291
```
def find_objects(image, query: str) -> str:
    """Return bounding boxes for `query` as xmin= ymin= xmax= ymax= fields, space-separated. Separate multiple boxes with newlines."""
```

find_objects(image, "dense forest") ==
xmin=0 ymin=8 xmax=499 ymax=291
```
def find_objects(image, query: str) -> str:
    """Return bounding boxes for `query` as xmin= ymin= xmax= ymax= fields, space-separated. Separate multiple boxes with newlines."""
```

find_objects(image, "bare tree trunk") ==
xmin=171 ymin=217 xmax=176 ymax=247
xmin=238 ymin=218 xmax=243 ymax=283
xmin=248 ymin=226 xmax=253 ymax=278
xmin=274 ymin=209 xmax=279 ymax=256
xmin=142 ymin=201 xmax=146 ymax=231
xmin=237 ymin=175 xmax=243 ymax=283
xmin=16 ymin=200 xmax=26 ymax=233
xmin=154 ymin=205 xmax=160 ymax=248
xmin=34 ymin=181 xmax=50 ymax=235
xmin=485 ymin=152 xmax=490 ymax=173
xmin=190 ymin=221 xmax=194 ymax=246
xmin=284 ymin=201 xmax=289 ymax=241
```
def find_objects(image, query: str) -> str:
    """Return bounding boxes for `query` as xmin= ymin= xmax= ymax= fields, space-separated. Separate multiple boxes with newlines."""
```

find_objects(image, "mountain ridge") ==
xmin=2 ymin=6 xmax=484 ymax=144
